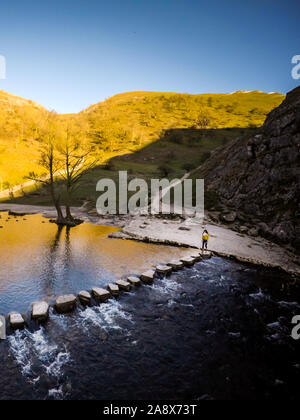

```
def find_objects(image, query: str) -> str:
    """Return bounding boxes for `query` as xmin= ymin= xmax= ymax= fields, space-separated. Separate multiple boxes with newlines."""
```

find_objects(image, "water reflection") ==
xmin=42 ymin=225 xmax=72 ymax=298
xmin=0 ymin=212 xmax=191 ymax=314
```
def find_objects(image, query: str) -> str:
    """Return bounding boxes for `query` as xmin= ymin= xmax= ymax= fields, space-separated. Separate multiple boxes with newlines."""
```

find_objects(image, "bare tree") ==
xmin=27 ymin=112 xmax=66 ymax=224
xmin=58 ymin=121 xmax=98 ymax=223
xmin=27 ymin=115 xmax=99 ymax=226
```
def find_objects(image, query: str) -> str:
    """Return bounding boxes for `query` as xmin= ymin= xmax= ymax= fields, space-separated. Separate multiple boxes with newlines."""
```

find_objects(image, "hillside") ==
xmin=78 ymin=90 xmax=284 ymax=154
xmin=0 ymin=89 xmax=284 ymax=200
xmin=192 ymin=86 xmax=300 ymax=251
xmin=0 ymin=90 xmax=47 ymax=189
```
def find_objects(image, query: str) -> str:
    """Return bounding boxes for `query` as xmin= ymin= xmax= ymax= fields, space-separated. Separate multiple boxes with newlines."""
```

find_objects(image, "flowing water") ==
xmin=0 ymin=212 xmax=300 ymax=400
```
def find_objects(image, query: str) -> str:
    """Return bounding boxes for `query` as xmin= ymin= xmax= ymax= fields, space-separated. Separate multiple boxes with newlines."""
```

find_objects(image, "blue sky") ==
xmin=0 ymin=0 xmax=299 ymax=113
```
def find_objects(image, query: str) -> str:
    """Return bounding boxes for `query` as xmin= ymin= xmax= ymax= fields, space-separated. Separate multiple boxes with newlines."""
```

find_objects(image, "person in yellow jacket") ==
xmin=202 ymin=229 xmax=209 ymax=250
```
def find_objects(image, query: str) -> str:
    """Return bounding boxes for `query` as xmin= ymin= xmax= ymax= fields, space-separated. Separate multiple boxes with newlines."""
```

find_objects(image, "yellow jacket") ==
xmin=202 ymin=233 xmax=209 ymax=241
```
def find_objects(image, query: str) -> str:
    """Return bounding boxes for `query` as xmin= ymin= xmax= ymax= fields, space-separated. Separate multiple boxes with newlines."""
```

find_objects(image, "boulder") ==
xmin=32 ymin=301 xmax=49 ymax=322
xmin=248 ymin=227 xmax=259 ymax=237
xmin=55 ymin=294 xmax=77 ymax=313
xmin=115 ymin=280 xmax=131 ymax=291
xmin=127 ymin=276 xmax=142 ymax=286
xmin=140 ymin=270 xmax=156 ymax=284
xmin=92 ymin=287 xmax=110 ymax=302
xmin=107 ymin=283 xmax=120 ymax=297
xmin=239 ymin=226 xmax=248 ymax=233
xmin=78 ymin=290 xmax=91 ymax=305
xmin=272 ymin=222 xmax=293 ymax=243
xmin=258 ymin=222 xmax=271 ymax=235
xmin=221 ymin=212 xmax=237 ymax=223
xmin=178 ymin=226 xmax=191 ymax=231
xmin=208 ymin=211 xmax=221 ymax=222
xmin=156 ymin=265 xmax=172 ymax=275
xmin=9 ymin=312 xmax=25 ymax=329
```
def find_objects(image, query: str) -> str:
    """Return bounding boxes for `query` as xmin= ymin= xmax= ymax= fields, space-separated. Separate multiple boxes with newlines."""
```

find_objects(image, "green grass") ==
xmin=5 ymin=127 xmax=256 ymax=208
xmin=0 ymin=89 xmax=285 ymax=207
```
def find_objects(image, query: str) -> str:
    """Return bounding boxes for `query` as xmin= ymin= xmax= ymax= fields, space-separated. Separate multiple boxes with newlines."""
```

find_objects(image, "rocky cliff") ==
xmin=200 ymin=86 xmax=300 ymax=252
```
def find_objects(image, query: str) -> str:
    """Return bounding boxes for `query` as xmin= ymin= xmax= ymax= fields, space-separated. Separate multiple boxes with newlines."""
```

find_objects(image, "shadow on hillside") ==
xmin=109 ymin=126 xmax=255 ymax=165
xmin=3 ymin=126 xmax=256 ymax=207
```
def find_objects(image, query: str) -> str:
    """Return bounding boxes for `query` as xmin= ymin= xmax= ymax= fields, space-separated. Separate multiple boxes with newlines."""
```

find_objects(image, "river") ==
xmin=0 ymin=212 xmax=299 ymax=400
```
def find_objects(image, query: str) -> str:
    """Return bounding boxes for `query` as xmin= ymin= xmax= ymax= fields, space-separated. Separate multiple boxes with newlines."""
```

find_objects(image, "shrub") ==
xmin=200 ymin=151 xmax=211 ymax=162
xmin=169 ymin=133 xmax=184 ymax=144
xmin=158 ymin=164 xmax=172 ymax=177
xmin=182 ymin=162 xmax=194 ymax=172
xmin=104 ymin=161 xmax=115 ymax=171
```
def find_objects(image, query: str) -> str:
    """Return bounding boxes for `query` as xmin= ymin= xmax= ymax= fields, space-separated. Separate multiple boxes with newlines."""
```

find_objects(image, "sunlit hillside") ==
xmin=0 ymin=89 xmax=285 ymax=195
xmin=0 ymin=90 xmax=47 ymax=189
xmin=77 ymin=90 xmax=285 ymax=154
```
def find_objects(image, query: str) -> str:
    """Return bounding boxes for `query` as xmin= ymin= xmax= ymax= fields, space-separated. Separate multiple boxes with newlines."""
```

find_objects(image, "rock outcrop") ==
xmin=201 ymin=86 xmax=300 ymax=252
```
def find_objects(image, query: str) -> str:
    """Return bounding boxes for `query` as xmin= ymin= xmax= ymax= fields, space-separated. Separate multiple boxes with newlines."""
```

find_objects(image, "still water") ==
xmin=0 ymin=212 xmax=190 ymax=314
xmin=0 ymin=212 xmax=300 ymax=400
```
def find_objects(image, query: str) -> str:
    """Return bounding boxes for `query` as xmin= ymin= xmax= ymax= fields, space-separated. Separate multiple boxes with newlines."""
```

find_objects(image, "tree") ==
xmin=28 ymin=115 xmax=99 ymax=226
xmin=58 ymin=120 xmax=98 ymax=223
xmin=27 ymin=112 xmax=66 ymax=224
xmin=194 ymin=108 xmax=213 ymax=130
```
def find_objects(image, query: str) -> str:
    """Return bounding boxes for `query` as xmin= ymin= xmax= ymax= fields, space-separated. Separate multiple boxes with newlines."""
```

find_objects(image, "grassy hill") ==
xmin=78 ymin=90 xmax=284 ymax=153
xmin=0 ymin=90 xmax=47 ymax=189
xmin=0 ymin=89 xmax=285 ymax=206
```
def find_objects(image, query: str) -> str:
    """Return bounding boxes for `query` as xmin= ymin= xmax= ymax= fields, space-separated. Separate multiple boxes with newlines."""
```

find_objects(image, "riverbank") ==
xmin=112 ymin=216 xmax=300 ymax=277
xmin=0 ymin=203 xmax=299 ymax=277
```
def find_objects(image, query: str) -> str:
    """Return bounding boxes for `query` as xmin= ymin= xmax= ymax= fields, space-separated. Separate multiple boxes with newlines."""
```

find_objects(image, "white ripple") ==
xmin=8 ymin=327 xmax=71 ymax=385
xmin=77 ymin=299 xmax=134 ymax=333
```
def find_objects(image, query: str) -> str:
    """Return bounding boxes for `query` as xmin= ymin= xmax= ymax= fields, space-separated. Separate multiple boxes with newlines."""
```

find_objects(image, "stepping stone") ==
xmin=32 ymin=301 xmax=49 ymax=322
xmin=140 ymin=270 xmax=156 ymax=284
xmin=9 ymin=312 xmax=25 ymax=329
xmin=78 ymin=290 xmax=91 ymax=305
xmin=180 ymin=257 xmax=196 ymax=266
xmin=190 ymin=253 xmax=202 ymax=262
xmin=55 ymin=294 xmax=77 ymax=313
xmin=92 ymin=287 xmax=110 ymax=302
xmin=127 ymin=276 xmax=142 ymax=286
xmin=107 ymin=283 xmax=120 ymax=297
xmin=156 ymin=265 xmax=172 ymax=275
xmin=202 ymin=251 xmax=212 ymax=258
xmin=167 ymin=260 xmax=184 ymax=270
xmin=115 ymin=280 xmax=131 ymax=292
